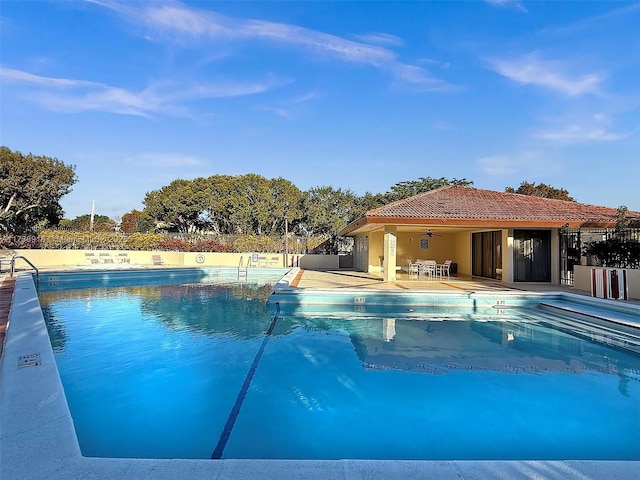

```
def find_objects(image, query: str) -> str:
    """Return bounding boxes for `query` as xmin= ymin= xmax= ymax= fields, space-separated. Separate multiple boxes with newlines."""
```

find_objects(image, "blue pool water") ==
xmin=39 ymin=272 xmax=640 ymax=460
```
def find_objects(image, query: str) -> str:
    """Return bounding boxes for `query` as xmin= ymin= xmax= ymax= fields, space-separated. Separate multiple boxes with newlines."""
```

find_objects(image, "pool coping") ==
xmin=1 ymin=273 xmax=639 ymax=480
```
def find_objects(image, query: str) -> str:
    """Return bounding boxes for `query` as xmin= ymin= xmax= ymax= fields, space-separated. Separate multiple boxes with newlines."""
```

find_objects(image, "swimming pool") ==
xmin=36 ymin=270 xmax=640 ymax=461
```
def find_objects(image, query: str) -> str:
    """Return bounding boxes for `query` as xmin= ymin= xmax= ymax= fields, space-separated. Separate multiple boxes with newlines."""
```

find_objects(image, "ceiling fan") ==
xmin=419 ymin=229 xmax=442 ymax=237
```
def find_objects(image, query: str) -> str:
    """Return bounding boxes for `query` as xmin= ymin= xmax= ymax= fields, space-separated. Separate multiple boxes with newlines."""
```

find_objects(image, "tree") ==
xmin=0 ymin=146 xmax=77 ymax=234
xmin=61 ymin=214 xmax=116 ymax=232
xmin=505 ymin=181 xmax=575 ymax=201
xmin=615 ymin=206 xmax=629 ymax=232
xmin=300 ymin=186 xmax=360 ymax=254
xmin=120 ymin=209 xmax=156 ymax=234
xmin=387 ymin=177 xmax=473 ymax=202
xmin=143 ymin=179 xmax=208 ymax=233
xmin=267 ymin=177 xmax=303 ymax=236
xmin=204 ymin=174 xmax=238 ymax=235
xmin=231 ymin=174 xmax=272 ymax=235
xmin=357 ymin=192 xmax=390 ymax=214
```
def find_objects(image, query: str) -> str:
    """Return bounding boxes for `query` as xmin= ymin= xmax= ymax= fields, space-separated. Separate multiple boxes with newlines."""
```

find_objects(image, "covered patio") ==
xmin=339 ymin=185 xmax=640 ymax=286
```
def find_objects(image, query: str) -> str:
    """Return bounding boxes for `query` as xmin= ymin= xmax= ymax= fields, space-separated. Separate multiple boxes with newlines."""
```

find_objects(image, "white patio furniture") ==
xmin=416 ymin=259 xmax=437 ymax=280
xmin=437 ymin=260 xmax=452 ymax=279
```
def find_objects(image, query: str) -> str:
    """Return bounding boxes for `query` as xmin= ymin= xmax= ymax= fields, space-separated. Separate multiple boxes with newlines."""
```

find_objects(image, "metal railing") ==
xmin=237 ymin=256 xmax=247 ymax=279
xmin=10 ymin=255 xmax=40 ymax=286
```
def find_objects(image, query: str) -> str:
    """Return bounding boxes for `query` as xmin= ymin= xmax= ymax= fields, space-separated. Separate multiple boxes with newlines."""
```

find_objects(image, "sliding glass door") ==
xmin=472 ymin=231 xmax=502 ymax=280
xmin=513 ymin=230 xmax=551 ymax=282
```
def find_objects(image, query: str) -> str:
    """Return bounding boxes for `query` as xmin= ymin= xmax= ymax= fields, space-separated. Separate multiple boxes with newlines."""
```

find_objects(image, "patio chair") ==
xmin=407 ymin=260 xmax=420 ymax=279
xmin=438 ymin=260 xmax=452 ymax=279
xmin=152 ymin=254 xmax=165 ymax=266
xmin=417 ymin=259 xmax=437 ymax=279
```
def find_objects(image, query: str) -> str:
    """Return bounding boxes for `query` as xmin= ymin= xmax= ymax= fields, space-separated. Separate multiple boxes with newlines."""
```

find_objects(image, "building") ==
xmin=339 ymin=185 xmax=640 ymax=285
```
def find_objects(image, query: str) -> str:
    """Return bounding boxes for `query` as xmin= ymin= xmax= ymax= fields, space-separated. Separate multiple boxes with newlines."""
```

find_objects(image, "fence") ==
xmin=559 ymin=227 xmax=640 ymax=286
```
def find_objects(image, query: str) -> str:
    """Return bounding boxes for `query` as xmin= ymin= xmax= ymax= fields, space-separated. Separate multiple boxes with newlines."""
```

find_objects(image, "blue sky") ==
xmin=1 ymin=0 xmax=639 ymax=220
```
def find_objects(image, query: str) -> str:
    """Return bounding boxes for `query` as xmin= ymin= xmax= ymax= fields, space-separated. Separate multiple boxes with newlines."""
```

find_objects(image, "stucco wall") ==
xmin=6 ymin=250 xmax=342 ymax=271
xmin=400 ymin=232 xmax=456 ymax=266
xmin=366 ymin=231 xmax=458 ymax=274
xmin=453 ymin=232 xmax=472 ymax=277
xmin=573 ymin=265 xmax=640 ymax=300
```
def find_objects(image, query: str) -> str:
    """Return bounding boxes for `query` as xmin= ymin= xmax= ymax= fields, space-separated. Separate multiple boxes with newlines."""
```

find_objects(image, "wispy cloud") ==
xmin=352 ymin=32 xmax=404 ymax=47
xmin=135 ymin=153 xmax=206 ymax=168
xmin=0 ymin=67 xmax=284 ymax=117
xmin=477 ymin=154 xmax=519 ymax=176
xmin=255 ymin=90 xmax=318 ymax=118
xmin=488 ymin=53 xmax=604 ymax=96
xmin=534 ymin=113 xmax=633 ymax=144
xmin=484 ymin=0 xmax=528 ymax=13
xmin=0 ymin=67 xmax=102 ymax=88
xmin=477 ymin=151 xmax=562 ymax=177
xmin=93 ymin=0 xmax=456 ymax=92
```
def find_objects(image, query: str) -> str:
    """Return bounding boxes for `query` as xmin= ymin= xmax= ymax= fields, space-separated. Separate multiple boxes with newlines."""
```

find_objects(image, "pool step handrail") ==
xmin=238 ymin=256 xmax=248 ymax=279
xmin=10 ymin=254 xmax=40 ymax=286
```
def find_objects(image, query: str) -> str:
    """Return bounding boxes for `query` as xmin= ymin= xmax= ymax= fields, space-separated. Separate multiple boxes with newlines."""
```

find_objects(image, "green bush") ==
xmin=583 ymin=237 xmax=640 ymax=268
xmin=233 ymin=234 xmax=277 ymax=253
xmin=38 ymin=230 xmax=126 ymax=249
xmin=124 ymin=232 xmax=164 ymax=250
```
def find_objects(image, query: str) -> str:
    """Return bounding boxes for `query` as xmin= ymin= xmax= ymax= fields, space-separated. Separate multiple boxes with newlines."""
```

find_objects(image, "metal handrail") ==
xmin=10 ymin=255 xmax=40 ymax=286
xmin=238 ymin=255 xmax=252 ymax=279
xmin=237 ymin=256 xmax=245 ymax=278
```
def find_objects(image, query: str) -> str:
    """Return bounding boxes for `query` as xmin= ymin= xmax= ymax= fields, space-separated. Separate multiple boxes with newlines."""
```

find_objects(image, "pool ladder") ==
xmin=237 ymin=255 xmax=253 ymax=280
xmin=9 ymin=255 xmax=40 ymax=287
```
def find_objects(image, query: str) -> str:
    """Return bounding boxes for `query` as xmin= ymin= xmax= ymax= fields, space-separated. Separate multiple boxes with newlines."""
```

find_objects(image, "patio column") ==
xmin=383 ymin=226 xmax=397 ymax=282
xmin=504 ymin=229 xmax=514 ymax=283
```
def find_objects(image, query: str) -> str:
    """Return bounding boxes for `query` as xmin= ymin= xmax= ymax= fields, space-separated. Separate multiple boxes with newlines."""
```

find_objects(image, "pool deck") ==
xmin=1 ymin=267 xmax=639 ymax=480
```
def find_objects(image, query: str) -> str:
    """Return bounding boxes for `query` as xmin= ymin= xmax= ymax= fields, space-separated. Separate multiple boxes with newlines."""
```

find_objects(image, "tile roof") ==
xmin=356 ymin=185 xmax=639 ymax=228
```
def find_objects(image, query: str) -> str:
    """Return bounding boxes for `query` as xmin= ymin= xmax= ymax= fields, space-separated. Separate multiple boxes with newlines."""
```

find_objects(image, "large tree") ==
xmin=143 ymin=179 xmax=209 ymax=233
xmin=60 ymin=214 xmax=116 ymax=232
xmin=267 ymin=177 xmax=303 ymax=236
xmin=300 ymin=186 xmax=360 ymax=253
xmin=0 ymin=146 xmax=77 ymax=234
xmin=387 ymin=177 xmax=473 ymax=202
xmin=505 ymin=181 xmax=575 ymax=201
xmin=120 ymin=209 xmax=155 ymax=234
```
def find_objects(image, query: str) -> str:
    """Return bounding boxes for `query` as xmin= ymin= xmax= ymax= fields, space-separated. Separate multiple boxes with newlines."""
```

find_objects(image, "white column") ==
xmin=383 ymin=227 xmax=397 ymax=282
xmin=504 ymin=229 xmax=514 ymax=283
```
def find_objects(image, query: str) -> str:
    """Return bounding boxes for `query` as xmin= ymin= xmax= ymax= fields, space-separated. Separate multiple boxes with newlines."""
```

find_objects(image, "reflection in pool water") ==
xmin=40 ymin=282 xmax=640 ymax=461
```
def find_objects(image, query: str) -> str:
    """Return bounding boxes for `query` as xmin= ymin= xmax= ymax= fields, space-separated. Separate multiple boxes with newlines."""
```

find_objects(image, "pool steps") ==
xmin=537 ymin=301 xmax=640 ymax=354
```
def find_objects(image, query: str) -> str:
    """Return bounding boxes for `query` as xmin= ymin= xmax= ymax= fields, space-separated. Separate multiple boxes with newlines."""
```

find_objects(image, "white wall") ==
xmin=574 ymin=265 xmax=640 ymax=300
xmin=7 ymin=250 xmax=343 ymax=271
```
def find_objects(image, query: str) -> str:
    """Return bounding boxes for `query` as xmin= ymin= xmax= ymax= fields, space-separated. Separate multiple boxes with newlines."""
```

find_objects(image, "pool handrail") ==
xmin=10 ymin=254 xmax=40 ymax=286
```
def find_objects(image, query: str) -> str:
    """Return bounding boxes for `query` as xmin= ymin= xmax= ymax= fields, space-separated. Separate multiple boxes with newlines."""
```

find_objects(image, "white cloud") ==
xmin=477 ymin=151 xmax=563 ymax=177
xmin=352 ymin=32 xmax=404 ymax=47
xmin=488 ymin=53 xmax=604 ymax=96
xmin=0 ymin=67 xmax=102 ymax=88
xmin=534 ymin=114 xmax=633 ymax=144
xmin=0 ymin=67 xmax=284 ymax=117
xmin=477 ymin=155 xmax=518 ymax=176
xmin=93 ymin=0 xmax=455 ymax=92
xmin=254 ymin=90 xmax=318 ymax=118
xmin=484 ymin=0 xmax=528 ymax=13
xmin=135 ymin=153 xmax=206 ymax=168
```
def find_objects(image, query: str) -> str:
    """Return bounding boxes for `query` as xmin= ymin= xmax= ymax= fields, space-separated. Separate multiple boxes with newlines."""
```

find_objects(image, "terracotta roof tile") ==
xmin=365 ymin=186 xmax=640 ymax=225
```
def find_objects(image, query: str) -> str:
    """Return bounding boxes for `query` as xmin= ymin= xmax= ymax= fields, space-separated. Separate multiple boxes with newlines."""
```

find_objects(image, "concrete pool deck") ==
xmin=1 ymin=268 xmax=639 ymax=480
